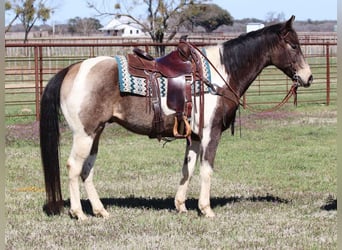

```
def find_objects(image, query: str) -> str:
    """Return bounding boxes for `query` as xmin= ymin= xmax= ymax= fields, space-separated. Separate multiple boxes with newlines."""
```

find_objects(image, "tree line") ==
xmin=5 ymin=0 xmax=233 ymax=45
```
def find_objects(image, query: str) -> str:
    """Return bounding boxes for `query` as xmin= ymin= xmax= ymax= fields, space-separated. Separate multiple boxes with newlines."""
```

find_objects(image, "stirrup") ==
xmin=173 ymin=116 xmax=191 ymax=138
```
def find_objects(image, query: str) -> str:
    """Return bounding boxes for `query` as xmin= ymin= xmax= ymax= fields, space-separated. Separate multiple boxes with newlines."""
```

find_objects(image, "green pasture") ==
xmin=5 ymin=104 xmax=336 ymax=249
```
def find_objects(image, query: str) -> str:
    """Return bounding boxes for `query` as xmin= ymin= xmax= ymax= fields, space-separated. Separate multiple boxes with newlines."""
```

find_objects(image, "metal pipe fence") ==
xmin=5 ymin=40 xmax=337 ymax=122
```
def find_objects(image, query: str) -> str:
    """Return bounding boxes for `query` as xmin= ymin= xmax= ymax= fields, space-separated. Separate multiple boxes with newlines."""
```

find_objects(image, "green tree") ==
xmin=5 ymin=0 xmax=52 ymax=42
xmin=68 ymin=17 xmax=102 ymax=36
xmin=89 ymin=0 xmax=207 ymax=56
xmin=182 ymin=4 xmax=233 ymax=32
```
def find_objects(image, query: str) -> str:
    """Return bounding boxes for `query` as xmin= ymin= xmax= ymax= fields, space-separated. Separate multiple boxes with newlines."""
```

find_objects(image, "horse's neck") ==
xmin=223 ymin=36 xmax=273 ymax=97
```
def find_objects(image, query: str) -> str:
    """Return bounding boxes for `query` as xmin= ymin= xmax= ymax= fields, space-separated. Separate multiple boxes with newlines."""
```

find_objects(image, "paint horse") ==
xmin=40 ymin=16 xmax=313 ymax=220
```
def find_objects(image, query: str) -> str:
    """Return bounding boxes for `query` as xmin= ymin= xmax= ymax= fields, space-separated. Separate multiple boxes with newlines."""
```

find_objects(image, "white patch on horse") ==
xmin=190 ymin=46 xmax=228 ymax=135
xmin=161 ymin=95 xmax=176 ymax=116
xmin=206 ymin=45 xmax=229 ymax=87
xmin=199 ymin=159 xmax=215 ymax=217
xmin=61 ymin=56 xmax=112 ymax=132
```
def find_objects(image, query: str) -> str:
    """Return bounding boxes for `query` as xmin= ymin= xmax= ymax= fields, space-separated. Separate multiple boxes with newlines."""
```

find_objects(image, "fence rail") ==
xmin=5 ymin=40 xmax=337 ymax=122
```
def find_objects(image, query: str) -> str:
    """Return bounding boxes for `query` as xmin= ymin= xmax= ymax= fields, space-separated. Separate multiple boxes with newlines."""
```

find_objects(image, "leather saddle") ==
xmin=128 ymin=44 xmax=193 ymax=78
xmin=127 ymin=40 xmax=202 ymax=142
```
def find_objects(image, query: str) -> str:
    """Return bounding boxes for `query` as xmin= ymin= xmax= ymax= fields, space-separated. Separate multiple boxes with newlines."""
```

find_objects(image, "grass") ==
xmin=5 ymin=104 xmax=336 ymax=249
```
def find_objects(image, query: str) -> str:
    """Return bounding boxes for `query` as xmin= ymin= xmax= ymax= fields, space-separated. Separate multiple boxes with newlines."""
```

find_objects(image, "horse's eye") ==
xmin=290 ymin=43 xmax=298 ymax=50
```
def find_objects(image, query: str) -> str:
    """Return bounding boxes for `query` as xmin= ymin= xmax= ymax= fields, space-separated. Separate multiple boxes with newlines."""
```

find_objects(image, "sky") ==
xmin=6 ymin=0 xmax=337 ymax=26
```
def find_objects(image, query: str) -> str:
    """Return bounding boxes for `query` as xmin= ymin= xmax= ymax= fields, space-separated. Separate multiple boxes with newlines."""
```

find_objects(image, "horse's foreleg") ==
xmin=198 ymin=160 xmax=215 ymax=217
xmin=82 ymin=126 xmax=109 ymax=218
xmin=67 ymin=133 xmax=93 ymax=220
xmin=198 ymin=131 xmax=221 ymax=218
xmin=175 ymin=140 xmax=200 ymax=213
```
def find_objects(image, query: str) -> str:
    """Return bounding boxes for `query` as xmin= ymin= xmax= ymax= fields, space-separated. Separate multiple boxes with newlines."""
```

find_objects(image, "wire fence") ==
xmin=4 ymin=37 xmax=337 ymax=123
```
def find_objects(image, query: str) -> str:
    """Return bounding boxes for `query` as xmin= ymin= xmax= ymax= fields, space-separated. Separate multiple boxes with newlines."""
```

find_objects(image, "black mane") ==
xmin=220 ymin=23 xmax=285 ymax=81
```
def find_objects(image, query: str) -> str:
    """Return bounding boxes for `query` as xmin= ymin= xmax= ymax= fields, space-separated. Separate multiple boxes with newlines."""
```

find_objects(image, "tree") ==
xmin=67 ymin=17 xmax=102 ymax=36
xmin=265 ymin=11 xmax=285 ymax=24
xmin=88 ymin=0 xmax=207 ymax=56
xmin=182 ymin=4 xmax=233 ymax=32
xmin=5 ymin=0 xmax=52 ymax=42
xmin=5 ymin=1 xmax=19 ymax=33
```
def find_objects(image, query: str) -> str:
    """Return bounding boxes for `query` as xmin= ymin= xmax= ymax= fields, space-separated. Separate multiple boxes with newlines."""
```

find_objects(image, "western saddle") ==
xmin=127 ymin=39 xmax=206 ymax=143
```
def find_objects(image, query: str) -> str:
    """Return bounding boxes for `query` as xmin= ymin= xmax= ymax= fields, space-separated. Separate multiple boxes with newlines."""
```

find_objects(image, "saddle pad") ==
xmin=114 ymin=48 xmax=211 ymax=97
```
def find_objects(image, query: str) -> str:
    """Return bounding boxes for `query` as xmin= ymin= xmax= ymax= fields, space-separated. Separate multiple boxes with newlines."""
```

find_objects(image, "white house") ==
xmin=246 ymin=23 xmax=265 ymax=33
xmin=100 ymin=18 xmax=146 ymax=37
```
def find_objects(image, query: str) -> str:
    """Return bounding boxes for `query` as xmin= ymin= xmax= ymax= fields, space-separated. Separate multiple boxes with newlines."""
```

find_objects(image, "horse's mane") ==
xmin=220 ymin=23 xmax=285 ymax=77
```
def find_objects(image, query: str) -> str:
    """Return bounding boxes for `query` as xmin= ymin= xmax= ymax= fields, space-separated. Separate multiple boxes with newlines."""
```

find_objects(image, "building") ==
xmin=246 ymin=23 xmax=265 ymax=33
xmin=100 ymin=18 xmax=146 ymax=37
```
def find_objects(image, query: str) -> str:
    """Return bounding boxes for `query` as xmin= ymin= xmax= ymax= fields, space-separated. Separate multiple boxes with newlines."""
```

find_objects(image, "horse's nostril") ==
xmin=308 ymin=75 xmax=313 ymax=83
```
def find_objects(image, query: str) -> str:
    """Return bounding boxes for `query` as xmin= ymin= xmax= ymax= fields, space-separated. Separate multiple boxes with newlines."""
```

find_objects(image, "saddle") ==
xmin=127 ymin=40 xmax=205 ymax=142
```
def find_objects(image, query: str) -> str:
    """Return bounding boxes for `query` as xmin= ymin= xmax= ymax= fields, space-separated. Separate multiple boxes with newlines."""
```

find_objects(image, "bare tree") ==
xmin=88 ymin=0 xmax=207 ymax=56
xmin=265 ymin=11 xmax=285 ymax=24
xmin=5 ymin=0 xmax=52 ymax=42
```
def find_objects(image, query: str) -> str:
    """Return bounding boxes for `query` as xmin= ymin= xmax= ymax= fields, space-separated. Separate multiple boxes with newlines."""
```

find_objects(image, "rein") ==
xmin=243 ymin=83 xmax=298 ymax=113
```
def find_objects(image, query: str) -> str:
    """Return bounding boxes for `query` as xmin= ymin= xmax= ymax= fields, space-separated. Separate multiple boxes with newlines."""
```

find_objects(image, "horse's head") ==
xmin=271 ymin=15 xmax=313 ymax=87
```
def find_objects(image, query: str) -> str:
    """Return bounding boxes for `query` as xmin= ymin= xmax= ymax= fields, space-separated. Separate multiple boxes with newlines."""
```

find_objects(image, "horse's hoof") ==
xmin=200 ymin=206 xmax=215 ymax=218
xmin=69 ymin=209 xmax=88 ymax=221
xmin=204 ymin=210 xmax=215 ymax=218
xmin=78 ymin=214 xmax=88 ymax=221
xmin=94 ymin=208 xmax=110 ymax=218
xmin=175 ymin=200 xmax=188 ymax=213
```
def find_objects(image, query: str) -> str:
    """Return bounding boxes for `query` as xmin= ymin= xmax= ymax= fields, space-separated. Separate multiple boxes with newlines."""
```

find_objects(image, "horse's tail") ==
xmin=40 ymin=66 xmax=70 ymax=215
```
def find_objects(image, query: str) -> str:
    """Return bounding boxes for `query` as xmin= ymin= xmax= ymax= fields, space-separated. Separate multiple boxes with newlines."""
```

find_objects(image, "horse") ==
xmin=40 ymin=16 xmax=313 ymax=220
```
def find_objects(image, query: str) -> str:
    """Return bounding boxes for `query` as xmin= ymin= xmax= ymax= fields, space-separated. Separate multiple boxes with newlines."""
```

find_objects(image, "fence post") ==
xmin=34 ymin=46 xmax=40 ymax=121
xmin=34 ymin=45 xmax=43 ymax=121
xmin=39 ymin=46 xmax=43 ymax=119
xmin=326 ymin=44 xmax=330 ymax=105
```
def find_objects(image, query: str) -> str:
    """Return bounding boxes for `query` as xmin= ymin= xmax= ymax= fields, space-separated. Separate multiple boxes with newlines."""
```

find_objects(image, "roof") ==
xmin=99 ymin=17 xmax=142 ymax=31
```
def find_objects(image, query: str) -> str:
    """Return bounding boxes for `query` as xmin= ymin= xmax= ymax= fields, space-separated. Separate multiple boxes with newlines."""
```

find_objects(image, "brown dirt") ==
xmin=6 ymin=121 xmax=40 ymax=143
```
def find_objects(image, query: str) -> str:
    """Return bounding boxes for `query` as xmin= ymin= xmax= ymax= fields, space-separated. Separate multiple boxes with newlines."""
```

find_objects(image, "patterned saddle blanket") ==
xmin=114 ymin=48 xmax=211 ymax=97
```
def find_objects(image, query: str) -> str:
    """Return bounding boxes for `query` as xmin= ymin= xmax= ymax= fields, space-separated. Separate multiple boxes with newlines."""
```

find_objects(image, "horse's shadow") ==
xmin=63 ymin=194 xmax=290 ymax=216
xmin=320 ymin=198 xmax=337 ymax=211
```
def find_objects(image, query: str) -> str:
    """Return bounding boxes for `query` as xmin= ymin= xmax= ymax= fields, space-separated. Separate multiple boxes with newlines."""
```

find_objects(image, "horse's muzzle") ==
xmin=293 ymin=74 xmax=313 ymax=88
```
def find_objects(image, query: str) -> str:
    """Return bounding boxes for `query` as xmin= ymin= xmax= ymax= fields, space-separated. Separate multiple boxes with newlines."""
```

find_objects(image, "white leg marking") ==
xmin=175 ymin=141 xmax=200 ymax=213
xmin=199 ymin=160 xmax=215 ymax=217
xmin=67 ymin=134 xmax=93 ymax=220
xmin=84 ymin=168 xmax=109 ymax=218
xmin=198 ymin=125 xmax=217 ymax=218
xmin=61 ymin=56 xmax=115 ymax=133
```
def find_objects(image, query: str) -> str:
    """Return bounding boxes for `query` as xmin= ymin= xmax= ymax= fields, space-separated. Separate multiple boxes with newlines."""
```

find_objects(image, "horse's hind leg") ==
xmin=81 ymin=126 xmax=109 ymax=218
xmin=175 ymin=140 xmax=200 ymax=213
xmin=67 ymin=133 xmax=93 ymax=220
xmin=67 ymin=125 xmax=106 ymax=220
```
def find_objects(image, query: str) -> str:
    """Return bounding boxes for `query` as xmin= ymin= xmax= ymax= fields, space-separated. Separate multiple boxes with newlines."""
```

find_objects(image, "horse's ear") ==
xmin=281 ymin=15 xmax=295 ymax=37
xmin=285 ymin=15 xmax=295 ymax=29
